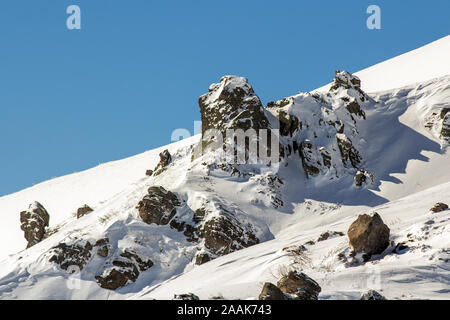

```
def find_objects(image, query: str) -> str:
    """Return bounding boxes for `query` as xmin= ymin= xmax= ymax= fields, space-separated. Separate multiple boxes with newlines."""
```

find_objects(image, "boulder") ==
xmin=173 ymin=293 xmax=200 ymax=300
xmin=145 ymin=169 xmax=153 ymax=176
xmin=360 ymin=290 xmax=387 ymax=300
xmin=276 ymin=270 xmax=321 ymax=300
xmin=49 ymin=241 xmax=93 ymax=271
xmin=347 ymin=213 xmax=390 ymax=259
xmin=430 ymin=202 xmax=449 ymax=213
xmin=354 ymin=170 xmax=373 ymax=187
xmin=20 ymin=202 xmax=50 ymax=248
xmin=96 ymin=250 xmax=153 ymax=290
xmin=94 ymin=238 xmax=110 ymax=258
xmin=76 ymin=204 xmax=93 ymax=219
xmin=137 ymin=186 xmax=181 ymax=225
xmin=258 ymin=282 xmax=287 ymax=300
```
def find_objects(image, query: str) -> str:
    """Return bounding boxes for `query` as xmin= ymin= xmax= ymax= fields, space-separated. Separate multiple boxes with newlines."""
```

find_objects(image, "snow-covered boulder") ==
xmin=20 ymin=201 xmax=50 ymax=248
xmin=430 ymin=202 xmax=449 ymax=213
xmin=137 ymin=186 xmax=181 ymax=225
xmin=360 ymin=290 xmax=387 ymax=300
xmin=76 ymin=204 xmax=93 ymax=219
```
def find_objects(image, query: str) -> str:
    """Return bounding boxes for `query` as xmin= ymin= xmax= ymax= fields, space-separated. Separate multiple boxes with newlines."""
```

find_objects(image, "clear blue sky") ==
xmin=0 ymin=0 xmax=448 ymax=196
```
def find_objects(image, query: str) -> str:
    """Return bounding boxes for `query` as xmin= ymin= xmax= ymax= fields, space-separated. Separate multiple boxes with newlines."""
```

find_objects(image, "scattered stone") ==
xmin=430 ymin=202 xmax=449 ymax=213
xmin=49 ymin=241 xmax=93 ymax=271
xmin=20 ymin=202 xmax=50 ymax=248
xmin=317 ymin=231 xmax=344 ymax=242
xmin=282 ymin=245 xmax=307 ymax=255
xmin=354 ymin=170 xmax=373 ymax=187
xmin=360 ymin=290 xmax=387 ymax=300
xmin=77 ymin=205 xmax=93 ymax=219
xmin=277 ymin=270 xmax=321 ymax=300
xmin=347 ymin=212 xmax=390 ymax=260
xmin=137 ymin=186 xmax=181 ymax=225
xmin=173 ymin=293 xmax=200 ymax=300
xmin=259 ymin=282 xmax=287 ymax=300
xmin=145 ymin=169 xmax=153 ymax=176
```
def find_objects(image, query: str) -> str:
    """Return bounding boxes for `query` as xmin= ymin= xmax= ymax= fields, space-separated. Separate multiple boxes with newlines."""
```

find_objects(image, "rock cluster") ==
xmin=137 ymin=186 xmax=181 ymax=225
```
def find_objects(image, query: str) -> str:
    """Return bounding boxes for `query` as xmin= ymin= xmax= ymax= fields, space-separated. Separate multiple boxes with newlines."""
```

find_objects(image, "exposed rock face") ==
xmin=360 ymin=290 xmax=387 ymax=300
xmin=77 ymin=205 xmax=93 ymax=219
xmin=195 ymin=206 xmax=259 ymax=265
xmin=96 ymin=250 xmax=153 ymax=290
xmin=20 ymin=202 xmax=50 ymax=248
xmin=329 ymin=70 xmax=368 ymax=120
xmin=276 ymin=270 xmax=321 ymax=300
xmin=199 ymin=76 xmax=269 ymax=138
xmin=430 ymin=202 xmax=449 ymax=213
xmin=441 ymin=113 xmax=450 ymax=143
xmin=347 ymin=213 xmax=390 ymax=259
xmin=153 ymin=150 xmax=172 ymax=176
xmin=299 ymin=140 xmax=321 ymax=177
xmin=258 ymin=282 xmax=287 ymax=300
xmin=337 ymin=134 xmax=362 ymax=169
xmin=49 ymin=241 xmax=93 ymax=271
xmin=137 ymin=186 xmax=181 ymax=225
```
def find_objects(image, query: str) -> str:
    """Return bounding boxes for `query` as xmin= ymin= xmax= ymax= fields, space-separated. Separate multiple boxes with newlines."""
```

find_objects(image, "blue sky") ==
xmin=0 ymin=0 xmax=448 ymax=196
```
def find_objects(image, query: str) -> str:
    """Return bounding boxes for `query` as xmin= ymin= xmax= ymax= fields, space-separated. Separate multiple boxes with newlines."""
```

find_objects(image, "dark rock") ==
xmin=153 ymin=150 xmax=172 ymax=176
xmin=337 ymin=134 xmax=362 ymax=169
xmin=96 ymin=250 xmax=153 ymax=290
xmin=196 ymin=208 xmax=259 ymax=265
xmin=145 ymin=169 xmax=153 ymax=176
xmin=49 ymin=241 xmax=93 ymax=271
xmin=317 ymin=231 xmax=344 ymax=242
xmin=198 ymin=76 xmax=270 ymax=154
xmin=430 ymin=202 xmax=449 ymax=213
xmin=354 ymin=170 xmax=373 ymax=187
xmin=347 ymin=213 xmax=390 ymax=258
xmin=173 ymin=293 xmax=200 ymax=300
xmin=259 ymin=282 xmax=287 ymax=300
xmin=137 ymin=186 xmax=181 ymax=225
xmin=299 ymin=140 xmax=321 ymax=177
xmin=94 ymin=238 xmax=110 ymax=258
xmin=440 ymin=108 xmax=450 ymax=119
xmin=277 ymin=270 xmax=321 ymax=300
xmin=20 ymin=202 xmax=50 ymax=248
xmin=76 ymin=205 xmax=93 ymax=219
xmin=441 ymin=114 xmax=450 ymax=141
xmin=278 ymin=110 xmax=300 ymax=137
xmin=360 ymin=290 xmax=387 ymax=300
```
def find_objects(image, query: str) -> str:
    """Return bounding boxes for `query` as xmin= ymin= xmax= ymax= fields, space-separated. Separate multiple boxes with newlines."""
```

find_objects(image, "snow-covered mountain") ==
xmin=0 ymin=36 xmax=449 ymax=300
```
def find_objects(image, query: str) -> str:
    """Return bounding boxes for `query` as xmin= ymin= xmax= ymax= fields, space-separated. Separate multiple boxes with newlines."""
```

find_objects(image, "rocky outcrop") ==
xmin=137 ymin=186 xmax=181 ymax=225
xmin=299 ymin=140 xmax=321 ymax=177
xmin=347 ymin=213 xmax=390 ymax=260
xmin=77 ymin=205 xmax=93 ymax=219
xmin=49 ymin=241 xmax=93 ymax=271
xmin=20 ymin=202 xmax=50 ymax=248
xmin=153 ymin=150 xmax=172 ymax=176
xmin=336 ymin=133 xmax=362 ymax=169
xmin=258 ymin=282 xmax=288 ymax=300
xmin=430 ymin=202 xmax=449 ymax=213
xmin=276 ymin=270 xmax=321 ymax=300
xmin=95 ymin=238 xmax=110 ymax=257
xmin=360 ymin=290 xmax=387 ymax=300
xmin=441 ymin=113 xmax=450 ymax=143
xmin=96 ymin=250 xmax=153 ymax=290
xmin=195 ymin=207 xmax=259 ymax=265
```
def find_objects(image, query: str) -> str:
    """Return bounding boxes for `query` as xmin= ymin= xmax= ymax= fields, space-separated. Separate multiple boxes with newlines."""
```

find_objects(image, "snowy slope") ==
xmin=0 ymin=36 xmax=449 ymax=300
xmin=316 ymin=35 xmax=450 ymax=93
